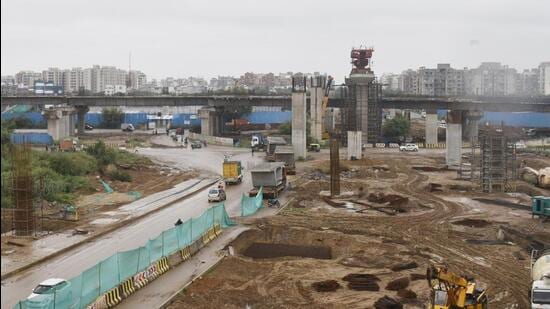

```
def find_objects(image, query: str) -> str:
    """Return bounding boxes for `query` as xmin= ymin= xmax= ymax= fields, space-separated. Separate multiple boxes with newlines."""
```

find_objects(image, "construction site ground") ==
xmin=1 ymin=132 xmax=200 ymax=277
xmin=167 ymin=147 xmax=549 ymax=309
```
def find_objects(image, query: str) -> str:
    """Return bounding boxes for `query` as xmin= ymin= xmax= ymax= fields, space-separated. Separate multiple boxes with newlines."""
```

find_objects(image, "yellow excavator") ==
xmin=427 ymin=265 xmax=488 ymax=309
xmin=321 ymin=75 xmax=334 ymax=140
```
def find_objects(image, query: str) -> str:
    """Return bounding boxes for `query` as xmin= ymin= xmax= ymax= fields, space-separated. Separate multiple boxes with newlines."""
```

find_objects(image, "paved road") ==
xmin=1 ymin=145 xmax=262 ymax=308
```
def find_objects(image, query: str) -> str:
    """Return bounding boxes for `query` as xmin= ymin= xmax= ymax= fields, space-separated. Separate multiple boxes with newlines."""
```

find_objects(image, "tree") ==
xmin=382 ymin=115 xmax=410 ymax=139
xmin=101 ymin=107 xmax=123 ymax=129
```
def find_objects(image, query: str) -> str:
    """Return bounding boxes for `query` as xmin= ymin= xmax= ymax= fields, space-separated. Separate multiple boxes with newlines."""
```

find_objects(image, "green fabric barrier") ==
xmin=118 ymin=249 xmax=140 ymax=281
xmin=137 ymin=245 xmax=151 ymax=272
xmin=147 ymin=234 xmax=163 ymax=262
xmin=69 ymin=274 xmax=82 ymax=309
xmin=80 ymin=265 xmax=100 ymax=308
xmin=176 ymin=220 xmax=192 ymax=248
xmin=162 ymin=227 xmax=179 ymax=256
xmin=240 ymin=187 xmax=263 ymax=216
xmin=11 ymin=203 xmax=236 ymax=309
xmin=99 ymin=255 xmax=119 ymax=294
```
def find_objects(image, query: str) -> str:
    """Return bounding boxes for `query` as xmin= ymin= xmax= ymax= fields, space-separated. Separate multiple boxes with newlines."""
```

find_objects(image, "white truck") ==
xmin=531 ymin=249 xmax=550 ymax=308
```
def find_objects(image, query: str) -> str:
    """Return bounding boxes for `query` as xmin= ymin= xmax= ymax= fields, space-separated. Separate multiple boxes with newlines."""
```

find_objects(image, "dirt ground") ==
xmin=167 ymin=149 xmax=549 ymax=309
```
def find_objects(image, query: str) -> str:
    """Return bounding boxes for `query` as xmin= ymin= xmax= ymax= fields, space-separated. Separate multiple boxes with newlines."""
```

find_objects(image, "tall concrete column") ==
xmin=45 ymin=109 xmax=62 ymax=141
xmin=292 ymin=91 xmax=307 ymax=159
xmin=309 ymin=76 xmax=325 ymax=142
xmin=446 ymin=110 xmax=462 ymax=167
xmin=76 ymin=106 xmax=89 ymax=135
xmin=425 ymin=110 xmax=438 ymax=144
xmin=347 ymin=131 xmax=362 ymax=160
xmin=463 ymin=111 xmax=483 ymax=143
xmin=68 ymin=113 xmax=75 ymax=136
xmin=198 ymin=107 xmax=215 ymax=136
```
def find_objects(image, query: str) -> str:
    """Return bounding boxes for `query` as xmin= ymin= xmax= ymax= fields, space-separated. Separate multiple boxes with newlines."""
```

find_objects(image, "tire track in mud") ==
xmin=388 ymin=168 xmax=529 ymax=307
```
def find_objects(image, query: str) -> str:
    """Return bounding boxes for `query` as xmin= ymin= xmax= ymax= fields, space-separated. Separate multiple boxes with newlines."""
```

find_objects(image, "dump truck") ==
xmin=223 ymin=160 xmax=243 ymax=185
xmin=274 ymin=146 xmax=296 ymax=175
xmin=531 ymin=249 xmax=550 ymax=308
xmin=249 ymin=162 xmax=286 ymax=199
xmin=265 ymin=136 xmax=287 ymax=161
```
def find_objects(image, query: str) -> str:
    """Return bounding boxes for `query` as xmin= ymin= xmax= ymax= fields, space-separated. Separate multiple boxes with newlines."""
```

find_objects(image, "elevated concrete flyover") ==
xmin=377 ymin=96 xmax=550 ymax=113
xmin=2 ymin=95 xmax=549 ymax=112
xmin=0 ymin=95 xmax=291 ymax=108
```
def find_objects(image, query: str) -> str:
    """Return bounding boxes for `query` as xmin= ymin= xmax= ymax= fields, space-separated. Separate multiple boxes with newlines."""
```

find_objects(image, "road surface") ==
xmin=1 ymin=145 xmax=262 ymax=308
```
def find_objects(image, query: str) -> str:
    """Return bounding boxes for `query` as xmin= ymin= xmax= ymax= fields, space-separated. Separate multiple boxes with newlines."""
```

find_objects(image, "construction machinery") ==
xmin=426 ymin=265 xmax=488 ymax=309
xmin=530 ymin=249 xmax=550 ymax=309
xmin=321 ymin=76 xmax=334 ymax=140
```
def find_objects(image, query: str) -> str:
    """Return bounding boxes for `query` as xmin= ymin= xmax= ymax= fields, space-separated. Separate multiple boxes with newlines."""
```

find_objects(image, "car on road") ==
xmin=28 ymin=278 xmax=71 ymax=301
xmin=191 ymin=141 xmax=202 ymax=149
xmin=399 ymin=143 xmax=419 ymax=152
xmin=208 ymin=187 xmax=226 ymax=202
xmin=85 ymin=123 xmax=94 ymax=130
xmin=121 ymin=123 xmax=135 ymax=132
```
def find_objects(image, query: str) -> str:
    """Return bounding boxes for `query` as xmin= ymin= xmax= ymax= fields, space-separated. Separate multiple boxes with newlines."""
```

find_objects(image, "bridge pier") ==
xmin=43 ymin=106 xmax=76 ymax=141
xmin=463 ymin=110 xmax=483 ymax=143
xmin=347 ymin=131 xmax=362 ymax=160
xmin=198 ymin=107 xmax=220 ymax=136
xmin=292 ymin=76 xmax=307 ymax=160
xmin=446 ymin=110 xmax=462 ymax=167
xmin=425 ymin=110 xmax=439 ymax=144
xmin=76 ymin=105 xmax=89 ymax=135
xmin=309 ymin=76 xmax=325 ymax=142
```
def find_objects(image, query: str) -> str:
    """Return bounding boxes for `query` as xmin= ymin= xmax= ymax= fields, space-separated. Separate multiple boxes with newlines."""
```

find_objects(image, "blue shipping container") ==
xmin=246 ymin=111 xmax=292 ymax=124
xmin=172 ymin=114 xmax=200 ymax=127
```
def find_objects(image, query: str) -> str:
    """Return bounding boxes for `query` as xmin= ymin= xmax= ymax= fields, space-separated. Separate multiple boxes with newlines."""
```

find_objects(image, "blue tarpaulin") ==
xmin=10 ymin=132 xmax=53 ymax=145
xmin=246 ymin=112 xmax=292 ymax=124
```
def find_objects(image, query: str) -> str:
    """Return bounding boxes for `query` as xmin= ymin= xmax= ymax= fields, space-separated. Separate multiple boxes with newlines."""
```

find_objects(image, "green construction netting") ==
xmin=12 ymin=203 xmax=235 ymax=309
xmin=240 ymin=187 xmax=263 ymax=216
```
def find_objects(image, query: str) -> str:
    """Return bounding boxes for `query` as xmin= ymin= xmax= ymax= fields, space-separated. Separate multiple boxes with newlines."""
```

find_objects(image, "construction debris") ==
xmin=374 ymin=296 xmax=403 ymax=309
xmin=311 ymin=280 xmax=341 ymax=292
xmin=390 ymin=261 xmax=418 ymax=272
xmin=385 ymin=277 xmax=410 ymax=291
xmin=409 ymin=273 xmax=426 ymax=281
xmin=396 ymin=289 xmax=417 ymax=299
xmin=342 ymin=273 xmax=380 ymax=291
xmin=452 ymin=218 xmax=491 ymax=228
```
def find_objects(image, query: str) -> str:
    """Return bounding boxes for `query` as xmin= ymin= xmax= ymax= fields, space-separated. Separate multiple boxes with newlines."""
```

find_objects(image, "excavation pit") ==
xmin=242 ymin=243 xmax=332 ymax=259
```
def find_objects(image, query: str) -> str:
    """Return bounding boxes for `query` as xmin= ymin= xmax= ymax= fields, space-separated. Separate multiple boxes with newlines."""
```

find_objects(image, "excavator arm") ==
xmin=427 ymin=265 xmax=486 ymax=309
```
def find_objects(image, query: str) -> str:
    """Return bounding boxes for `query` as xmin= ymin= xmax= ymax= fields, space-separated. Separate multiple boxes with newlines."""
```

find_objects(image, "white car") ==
xmin=208 ymin=188 xmax=226 ymax=203
xmin=28 ymin=278 xmax=71 ymax=300
xmin=515 ymin=143 xmax=527 ymax=149
xmin=399 ymin=143 xmax=419 ymax=152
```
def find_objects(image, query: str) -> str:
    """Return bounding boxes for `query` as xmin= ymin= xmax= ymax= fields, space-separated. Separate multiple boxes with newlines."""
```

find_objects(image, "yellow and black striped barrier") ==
xmin=214 ymin=224 xmax=222 ymax=236
xmin=180 ymin=246 xmax=192 ymax=261
xmin=202 ymin=231 xmax=211 ymax=245
xmin=145 ymin=264 xmax=159 ymax=281
xmin=133 ymin=271 xmax=148 ymax=289
xmin=105 ymin=287 xmax=122 ymax=308
xmin=424 ymin=143 xmax=446 ymax=149
xmin=156 ymin=256 xmax=170 ymax=275
xmin=120 ymin=278 xmax=135 ymax=298
xmin=88 ymin=295 xmax=108 ymax=309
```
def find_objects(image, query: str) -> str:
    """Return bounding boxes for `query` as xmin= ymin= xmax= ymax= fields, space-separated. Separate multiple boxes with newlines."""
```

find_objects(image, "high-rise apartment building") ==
xmin=15 ymin=71 xmax=43 ymax=87
xmin=42 ymin=67 xmax=64 ymax=86
xmin=539 ymin=62 xmax=550 ymax=95
xmin=63 ymin=67 xmax=84 ymax=93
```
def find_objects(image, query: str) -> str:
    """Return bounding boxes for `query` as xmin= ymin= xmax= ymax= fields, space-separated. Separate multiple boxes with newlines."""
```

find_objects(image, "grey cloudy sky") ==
xmin=2 ymin=0 xmax=549 ymax=81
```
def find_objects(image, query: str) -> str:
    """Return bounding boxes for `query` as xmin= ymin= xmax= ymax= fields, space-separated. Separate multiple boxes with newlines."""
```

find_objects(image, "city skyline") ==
xmin=2 ymin=0 xmax=550 ymax=81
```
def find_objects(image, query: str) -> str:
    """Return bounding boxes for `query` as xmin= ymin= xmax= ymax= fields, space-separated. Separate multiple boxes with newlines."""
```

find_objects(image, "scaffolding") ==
xmin=11 ymin=144 xmax=37 ymax=236
xmin=477 ymin=127 xmax=517 ymax=193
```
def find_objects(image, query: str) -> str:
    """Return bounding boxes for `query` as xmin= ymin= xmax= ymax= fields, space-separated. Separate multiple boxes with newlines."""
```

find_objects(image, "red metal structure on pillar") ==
xmin=350 ymin=47 xmax=374 ymax=74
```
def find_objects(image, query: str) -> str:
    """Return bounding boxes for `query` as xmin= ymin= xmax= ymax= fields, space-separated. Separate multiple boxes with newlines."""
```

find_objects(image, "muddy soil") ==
xmin=167 ymin=149 xmax=549 ymax=309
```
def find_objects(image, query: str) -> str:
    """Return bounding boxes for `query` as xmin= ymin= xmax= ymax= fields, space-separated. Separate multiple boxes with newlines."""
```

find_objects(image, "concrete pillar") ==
xmin=198 ymin=108 xmax=215 ymax=136
xmin=347 ymin=131 xmax=362 ymax=160
xmin=68 ymin=113 xmax=75 ymax=136
xmin=464 ymin=111 xmax=483 ymax=143
xmin=45 ymin=110 xmax=62 ymax=141
xmin=388 ymin=109 xmax=396 ymax=119
xmin=446 ymin=110 xmax=462 ymax=167
xmin=425 ymin=110 xmax=438 ymax=144
xmin=309 ymin=77 xmax=325 ymax=142
xmin=76 ymin=106 xmax=89 ymax=135
xmin=292 ymin=91 xmax=307 ymax=160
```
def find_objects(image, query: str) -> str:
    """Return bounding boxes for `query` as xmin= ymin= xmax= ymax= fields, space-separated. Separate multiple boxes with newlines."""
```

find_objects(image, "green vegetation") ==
xmin=0 ymin=124 xmax=149 ymax=207
xmin=382 ymin=115 xmax=410 ymax=139
xmin=101 ymin=107 xmax=124 ymax=129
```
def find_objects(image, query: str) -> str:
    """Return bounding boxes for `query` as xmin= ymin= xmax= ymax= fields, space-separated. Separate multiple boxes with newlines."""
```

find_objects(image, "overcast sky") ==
xmin=2 ymin=0 xmax=549 ymax=81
